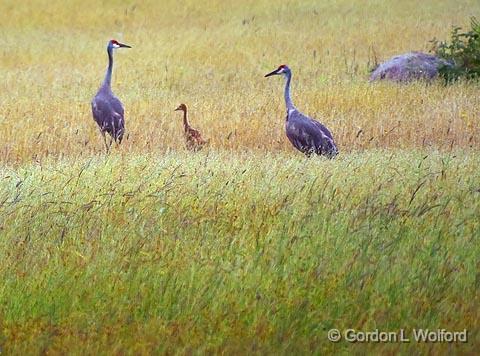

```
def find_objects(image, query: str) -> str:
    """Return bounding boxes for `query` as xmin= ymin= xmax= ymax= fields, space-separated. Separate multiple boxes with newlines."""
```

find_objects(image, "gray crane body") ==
xmin=91 ymin=40 xmax=131 ymax=149
xmin=265 ymin=65 xmax=338 ymax=158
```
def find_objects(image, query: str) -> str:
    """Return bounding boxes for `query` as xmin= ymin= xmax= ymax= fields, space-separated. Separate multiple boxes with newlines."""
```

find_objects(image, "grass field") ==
xmin=1 ymin=0 xmax=480 ymax=354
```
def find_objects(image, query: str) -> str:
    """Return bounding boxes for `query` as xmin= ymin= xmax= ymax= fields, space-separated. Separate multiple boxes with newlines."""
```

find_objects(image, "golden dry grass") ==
xmin=0 ymin=0 xmax=479 ymax=165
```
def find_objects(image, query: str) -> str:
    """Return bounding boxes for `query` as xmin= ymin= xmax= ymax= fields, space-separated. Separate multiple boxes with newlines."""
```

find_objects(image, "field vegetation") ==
xmin=0 ymin=0 xmax=479 ymax=354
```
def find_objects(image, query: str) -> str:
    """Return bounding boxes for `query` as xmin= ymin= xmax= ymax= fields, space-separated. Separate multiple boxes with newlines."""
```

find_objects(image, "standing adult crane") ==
xmin=265 ymin=65 xmax=338 ymax=158
xmin=91 ymin=39 xmax=131 ymax=152
xmin=174 ymin=104 xmax=208 ymax=151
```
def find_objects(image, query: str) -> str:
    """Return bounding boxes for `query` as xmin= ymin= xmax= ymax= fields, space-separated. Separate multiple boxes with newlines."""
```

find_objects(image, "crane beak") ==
xmin=264 ymin=69 xmax=280 ymax=77
xmin=119 ymin=43 xmax=132 ymax=48
xmin=174 ymin=106 xmax=181 ymax=111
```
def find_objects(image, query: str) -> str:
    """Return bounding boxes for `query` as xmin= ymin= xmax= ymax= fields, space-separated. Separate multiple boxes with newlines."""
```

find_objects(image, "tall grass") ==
xmin=0 ymin=151 xmax=479 ymax=354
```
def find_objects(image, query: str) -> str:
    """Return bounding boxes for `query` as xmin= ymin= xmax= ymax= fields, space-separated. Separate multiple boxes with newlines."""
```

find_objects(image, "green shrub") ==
xmin=431 ymin=17 xmax=480 ymax=81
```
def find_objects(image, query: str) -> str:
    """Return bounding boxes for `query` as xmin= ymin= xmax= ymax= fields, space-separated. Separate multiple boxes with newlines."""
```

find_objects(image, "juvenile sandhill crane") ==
xmin=174 ymin=104 xmax=208 ymax=151
xmin=265 ymin=65 xmax=338 ymax=158
xmin=91 ymin=39 xmax=131 ymax=152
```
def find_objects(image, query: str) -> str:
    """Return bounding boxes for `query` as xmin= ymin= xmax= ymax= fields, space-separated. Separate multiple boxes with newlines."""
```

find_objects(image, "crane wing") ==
xmin=286 ymin=110 xmax=338 ymax=156
xmin=310 ymin=118 xmax=334 ymax=140
xmin=91 ymin=93 xmax=125 ymax=141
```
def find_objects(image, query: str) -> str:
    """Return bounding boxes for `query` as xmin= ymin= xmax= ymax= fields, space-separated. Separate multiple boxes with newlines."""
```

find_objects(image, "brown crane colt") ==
xmin=174 ymin=104 xmax=208 ymax=151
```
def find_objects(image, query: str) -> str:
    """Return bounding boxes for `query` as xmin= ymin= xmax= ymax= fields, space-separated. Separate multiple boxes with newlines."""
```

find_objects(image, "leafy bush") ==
xmin=430 ymin=17 xmax=480 ymax=81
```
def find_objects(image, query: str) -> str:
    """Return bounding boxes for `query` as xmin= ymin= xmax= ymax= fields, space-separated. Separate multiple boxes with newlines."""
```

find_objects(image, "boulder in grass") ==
xmin=369 ymin=52 xmax=452 ymax=82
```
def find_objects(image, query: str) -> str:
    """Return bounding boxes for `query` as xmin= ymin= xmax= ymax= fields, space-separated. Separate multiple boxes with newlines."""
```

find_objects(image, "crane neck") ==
xmin=103 ymin=46 xmax=114 ymax=88
xmin=284 ymin=71 xmax=295 ymax=114
xmin=182 ymin=110 xmax=189 ymax=131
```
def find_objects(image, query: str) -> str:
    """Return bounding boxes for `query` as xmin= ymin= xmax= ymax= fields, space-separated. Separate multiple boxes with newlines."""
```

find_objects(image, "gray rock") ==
xmin=369 ymin=52 xmax=452 ymax=82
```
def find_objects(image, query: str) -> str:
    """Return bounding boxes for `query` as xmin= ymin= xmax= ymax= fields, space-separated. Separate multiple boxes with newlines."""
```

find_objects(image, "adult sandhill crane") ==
xmin=91 ymin=39 xmax=131 ymax=152
xmin=265 ymin=65 xmax=338 ymax=158
xmin=174 ymin=104 xmax=208 ymax=151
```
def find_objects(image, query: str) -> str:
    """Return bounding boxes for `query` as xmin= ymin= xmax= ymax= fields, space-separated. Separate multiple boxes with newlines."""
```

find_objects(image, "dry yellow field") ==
xmin=0 ymin=0 xmax=479 ymax=164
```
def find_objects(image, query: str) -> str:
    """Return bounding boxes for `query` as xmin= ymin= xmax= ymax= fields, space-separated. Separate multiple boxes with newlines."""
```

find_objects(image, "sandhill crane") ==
xmin=174 ymin=104 xmax=208 ymax=151
xmin=91 ymin=39 xmax=131 ymax=152
xmin=265 ymin=65 xmax=338 ymax=158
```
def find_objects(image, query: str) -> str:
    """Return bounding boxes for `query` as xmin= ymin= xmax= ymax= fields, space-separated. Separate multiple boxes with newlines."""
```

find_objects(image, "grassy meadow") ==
xmin=0 ymin=0 xmax=479 ymax=354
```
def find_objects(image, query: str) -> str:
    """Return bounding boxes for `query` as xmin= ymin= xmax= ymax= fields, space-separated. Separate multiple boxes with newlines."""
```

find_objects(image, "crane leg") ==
xmin=101 ymin=131 xmax=110 ymax=154
xmin=108 ymin=136 xmax=114 ymax=152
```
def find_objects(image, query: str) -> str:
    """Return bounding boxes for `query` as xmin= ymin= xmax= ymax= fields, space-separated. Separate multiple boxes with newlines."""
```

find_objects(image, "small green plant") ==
xmin=431 ymin=17 xmax=480 ymax=81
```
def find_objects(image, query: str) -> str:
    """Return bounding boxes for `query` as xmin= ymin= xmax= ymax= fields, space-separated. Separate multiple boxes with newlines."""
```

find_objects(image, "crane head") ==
xmin=265 ymin=64 xmax=290 ymax=77
xmin=174 ymin=104 xmax=187 ymax=112
xmin=109 ymin=39 xmax=132 ymax=49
